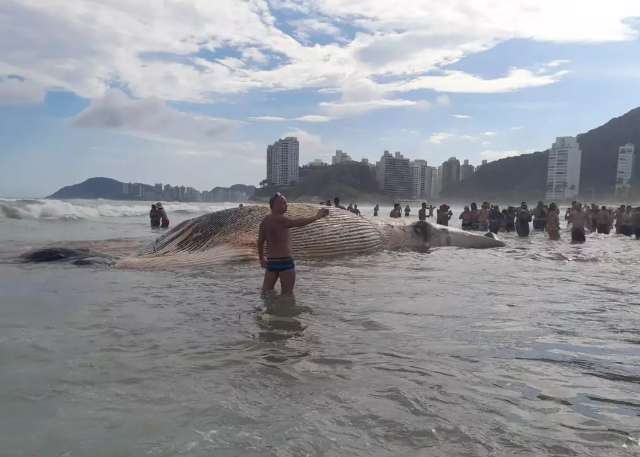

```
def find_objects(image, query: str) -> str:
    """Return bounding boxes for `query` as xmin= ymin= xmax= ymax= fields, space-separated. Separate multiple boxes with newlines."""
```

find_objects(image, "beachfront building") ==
xmin=460 ymin=159 xmax=475 ymax=181
xmin=545 ymin=136 xmax=582 ymax=201
xmin=429 ymin=166 xmax=441 ymax=200
xmin=409 ymin=159 xmax=430 ymax=199
xmin=440 ymin=157 xmax=461 ymax=194
xmin=331 ymin=149 xmax=352 ymax=165
xmin=376 ymin=150 xmax=411 ymax=197
xmin=615 ymin=143 xmax=635 ymax=197
xmin=266 ymin=137 xmax=300 ymax=186
xmin=307 ymin=159 xmax=327 ymax=167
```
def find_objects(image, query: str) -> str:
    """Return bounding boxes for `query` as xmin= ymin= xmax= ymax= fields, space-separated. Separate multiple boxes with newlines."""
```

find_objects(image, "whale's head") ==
xmin=382 ymin=220 xmax=506 ymax=250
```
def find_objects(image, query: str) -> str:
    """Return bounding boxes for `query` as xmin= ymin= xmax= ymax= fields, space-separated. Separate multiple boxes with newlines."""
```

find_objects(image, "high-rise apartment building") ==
xmin=266 ymin=137 xmax=300 ymax=186
xmin=430 ymin=166 xmax=441 ymax=200
xmin=440 ymin=157 xmax=461 ymax=194
xmin=409 ymin=159 xmax=429 ymax=199
xmin=460 ymin=159 xmax=475 ymax=181
xmin=545 ymin=136 xmax=582 ymax=201
xmin=376 ymin=150 xmax=411 ymax=197
xmin=615 ymin=143 xmax=635 ymax=196
xmin=331 ymin=149 xmax=352 ymax=165
xmin=308 ymin=159 xmax=326 ymax=167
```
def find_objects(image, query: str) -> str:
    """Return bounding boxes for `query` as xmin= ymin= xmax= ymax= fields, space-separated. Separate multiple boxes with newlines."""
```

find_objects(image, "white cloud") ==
xmin=250 ymin=115 xmax=288 ymax=122
xmin=0 ymin=77 xmax=46 ymax=105
xmin=73 ymin=89 xmax=238 ymax=146
xmin=428 ymin=132 xmax=454 ymax=144
xmin=452 ymin=114 xmax=471 ymax=119
xmin=435 ymin=94 xmax=450 ymax=107
xmin=305 ymin=1 xmax=640 ymax=42
xmin=282 ymin=128 xmax=335 ymax=162
xmin=296 ymin=115 xmax=333 ymax=123
xmin=428 ymin=131 xmax=481 ymax=144
xmin=544 ymin=59 xmax=571 ymax=68
xmin=2 ymin=0 xmax=638 ymax=108
xmin=250 ymin=114 xmax=332 ymax=123
xmin=319 ymin=98 xmax=419 ymax=117
xmin=241 ymin=47 xmax=268 ymax=64
xmin=483 ymin=131 xmax=497 ymax=136
xmin=385 ymin=68 xmax=568 ymax=94
xmin=289 ymin=18 xmax=342 ymax=42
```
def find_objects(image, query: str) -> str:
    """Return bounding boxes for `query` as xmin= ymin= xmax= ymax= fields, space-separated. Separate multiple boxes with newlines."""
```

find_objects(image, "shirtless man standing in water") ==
xmin=257 ymin=193 xmax=329 ymax=294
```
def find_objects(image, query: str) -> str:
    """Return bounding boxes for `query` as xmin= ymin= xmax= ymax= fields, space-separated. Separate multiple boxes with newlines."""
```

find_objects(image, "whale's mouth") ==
xmin=16 ymin=238 xmax=147 ymax=267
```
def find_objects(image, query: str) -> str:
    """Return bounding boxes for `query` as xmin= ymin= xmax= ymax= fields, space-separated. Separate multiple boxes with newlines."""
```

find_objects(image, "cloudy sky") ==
xmin=1 ymin=0 xmax=640 ymax=197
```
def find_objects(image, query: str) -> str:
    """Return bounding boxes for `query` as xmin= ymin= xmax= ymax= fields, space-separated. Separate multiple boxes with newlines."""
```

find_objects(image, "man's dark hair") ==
xmin=269 ymin=192 xmax=282 ymax=209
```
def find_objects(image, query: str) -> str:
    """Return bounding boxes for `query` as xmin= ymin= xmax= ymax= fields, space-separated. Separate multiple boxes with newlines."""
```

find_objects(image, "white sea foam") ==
xmin=0 ymin=199 xmax=213 ymax=220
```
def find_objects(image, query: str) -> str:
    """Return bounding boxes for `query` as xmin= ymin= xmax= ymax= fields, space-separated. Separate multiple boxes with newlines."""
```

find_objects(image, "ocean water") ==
xmin=1 ymin=198 xmax=639 ymax=456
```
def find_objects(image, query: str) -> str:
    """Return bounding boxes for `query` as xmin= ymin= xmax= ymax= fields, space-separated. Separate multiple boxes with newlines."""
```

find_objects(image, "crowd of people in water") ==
xmin=151 ymin=195 xmax=640 ymax=244
xmin=320 ymin=196 xmax=640 ymax=243
xmin=450 ymin=200 xmax=640 ymax=242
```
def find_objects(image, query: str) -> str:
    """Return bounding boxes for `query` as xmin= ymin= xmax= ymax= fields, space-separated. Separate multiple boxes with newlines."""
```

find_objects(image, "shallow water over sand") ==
xmin=1 ymin=199 xmax=639 ymax=456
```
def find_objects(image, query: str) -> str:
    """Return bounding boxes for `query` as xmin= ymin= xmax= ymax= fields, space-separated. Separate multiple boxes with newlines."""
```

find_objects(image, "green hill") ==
xmin=48 ymin=177 xmax=129 ymax=199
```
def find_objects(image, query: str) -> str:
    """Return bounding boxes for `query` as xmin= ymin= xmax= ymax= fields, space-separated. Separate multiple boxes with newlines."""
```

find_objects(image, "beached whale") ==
xmin=114 ymin=204 xmax=504 ymax=270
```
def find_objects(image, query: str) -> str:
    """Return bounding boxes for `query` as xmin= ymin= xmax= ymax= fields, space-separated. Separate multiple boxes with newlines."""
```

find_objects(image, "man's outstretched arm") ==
xmin=284 ymin=208 xmax=329 ymax=228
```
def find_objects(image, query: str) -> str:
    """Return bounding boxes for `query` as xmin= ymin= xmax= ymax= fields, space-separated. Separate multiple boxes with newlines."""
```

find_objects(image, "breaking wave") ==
xmin=0 ymin=199 xmax=212 ymax=221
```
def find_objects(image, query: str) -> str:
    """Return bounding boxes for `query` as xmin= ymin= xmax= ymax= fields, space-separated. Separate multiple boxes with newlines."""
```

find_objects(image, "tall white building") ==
xmin=615 ymin=143 xmax=635 ymax=196
xmin=440 ymin=157 xmax=461 ymax=194
xmin=266 ymin=137 xmax=299 ymax=186
xmin=409 ymin=159 xmax=429 ymax=199
xmin=460 ymin=159 xmax=475 ymax=181
xmin=430 ymin=166 xmax=442 ymax=200
xmin=375 ymin=150 xmax=411 ymax=197
xmin=331 ymin=149 xmax=352 ymax=165
xmin=545 ymin=136 xmax=582 ymax=201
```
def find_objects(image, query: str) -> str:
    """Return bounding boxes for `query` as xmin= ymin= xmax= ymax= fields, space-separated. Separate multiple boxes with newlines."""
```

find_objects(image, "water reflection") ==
xmin=256 ymin=292 xmax=311 ymax=336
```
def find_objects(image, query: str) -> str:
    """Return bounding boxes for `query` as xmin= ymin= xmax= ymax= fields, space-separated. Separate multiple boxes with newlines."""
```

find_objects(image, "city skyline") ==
xmin=2 ymin=1 xmax=640 ymax=197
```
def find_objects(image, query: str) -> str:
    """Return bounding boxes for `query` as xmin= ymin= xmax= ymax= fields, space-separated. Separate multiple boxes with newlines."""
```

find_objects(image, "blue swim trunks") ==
xmin=266 ymin=257 xmax=295 ymax=272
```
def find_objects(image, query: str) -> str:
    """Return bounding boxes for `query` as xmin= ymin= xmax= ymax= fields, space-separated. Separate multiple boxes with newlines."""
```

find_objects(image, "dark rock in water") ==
xmin=21 ymin=247 xmax=112 ymax=266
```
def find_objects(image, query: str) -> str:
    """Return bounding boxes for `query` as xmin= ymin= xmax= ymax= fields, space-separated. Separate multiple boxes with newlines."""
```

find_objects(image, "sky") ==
xmin=1 ymin=1 xmax=640 ymax=197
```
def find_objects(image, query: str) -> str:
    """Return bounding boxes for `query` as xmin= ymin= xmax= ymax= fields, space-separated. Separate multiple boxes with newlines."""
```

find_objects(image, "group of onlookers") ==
xmin=318 ymin=197 xmax=640 ymax=244
xmin=322 ymin=197 xmax=361 ymax=216
xmin=564 ymin=202 xmax=640 ymax=242
xmin=456 ymin=200 xmax=640 ymax=243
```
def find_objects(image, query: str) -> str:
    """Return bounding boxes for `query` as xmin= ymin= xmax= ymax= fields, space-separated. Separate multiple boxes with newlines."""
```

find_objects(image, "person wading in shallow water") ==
xmin=545 ymin=202 xmax=560 ymax=240
xmin=156 ymin=203 xmax=170 ymax=228
xmin=596 ymin=205 xmax=611 ymax=234
xmin=257 ymin=193 xmax=329 ymax=295
xmin=149 ymin=204 xmax=160 ymax=228
xmin=418 ymin=202 xmax=428 ymax=222
xmin=390 ymin=203 xmax=402 ymax=218
xmin=436 ymin=204 xmax=453 ymax=226
xmin=570 ymin=203 xmax=588 ymax=243
xmin=516 ymin=202 xmax=531 ymax=237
